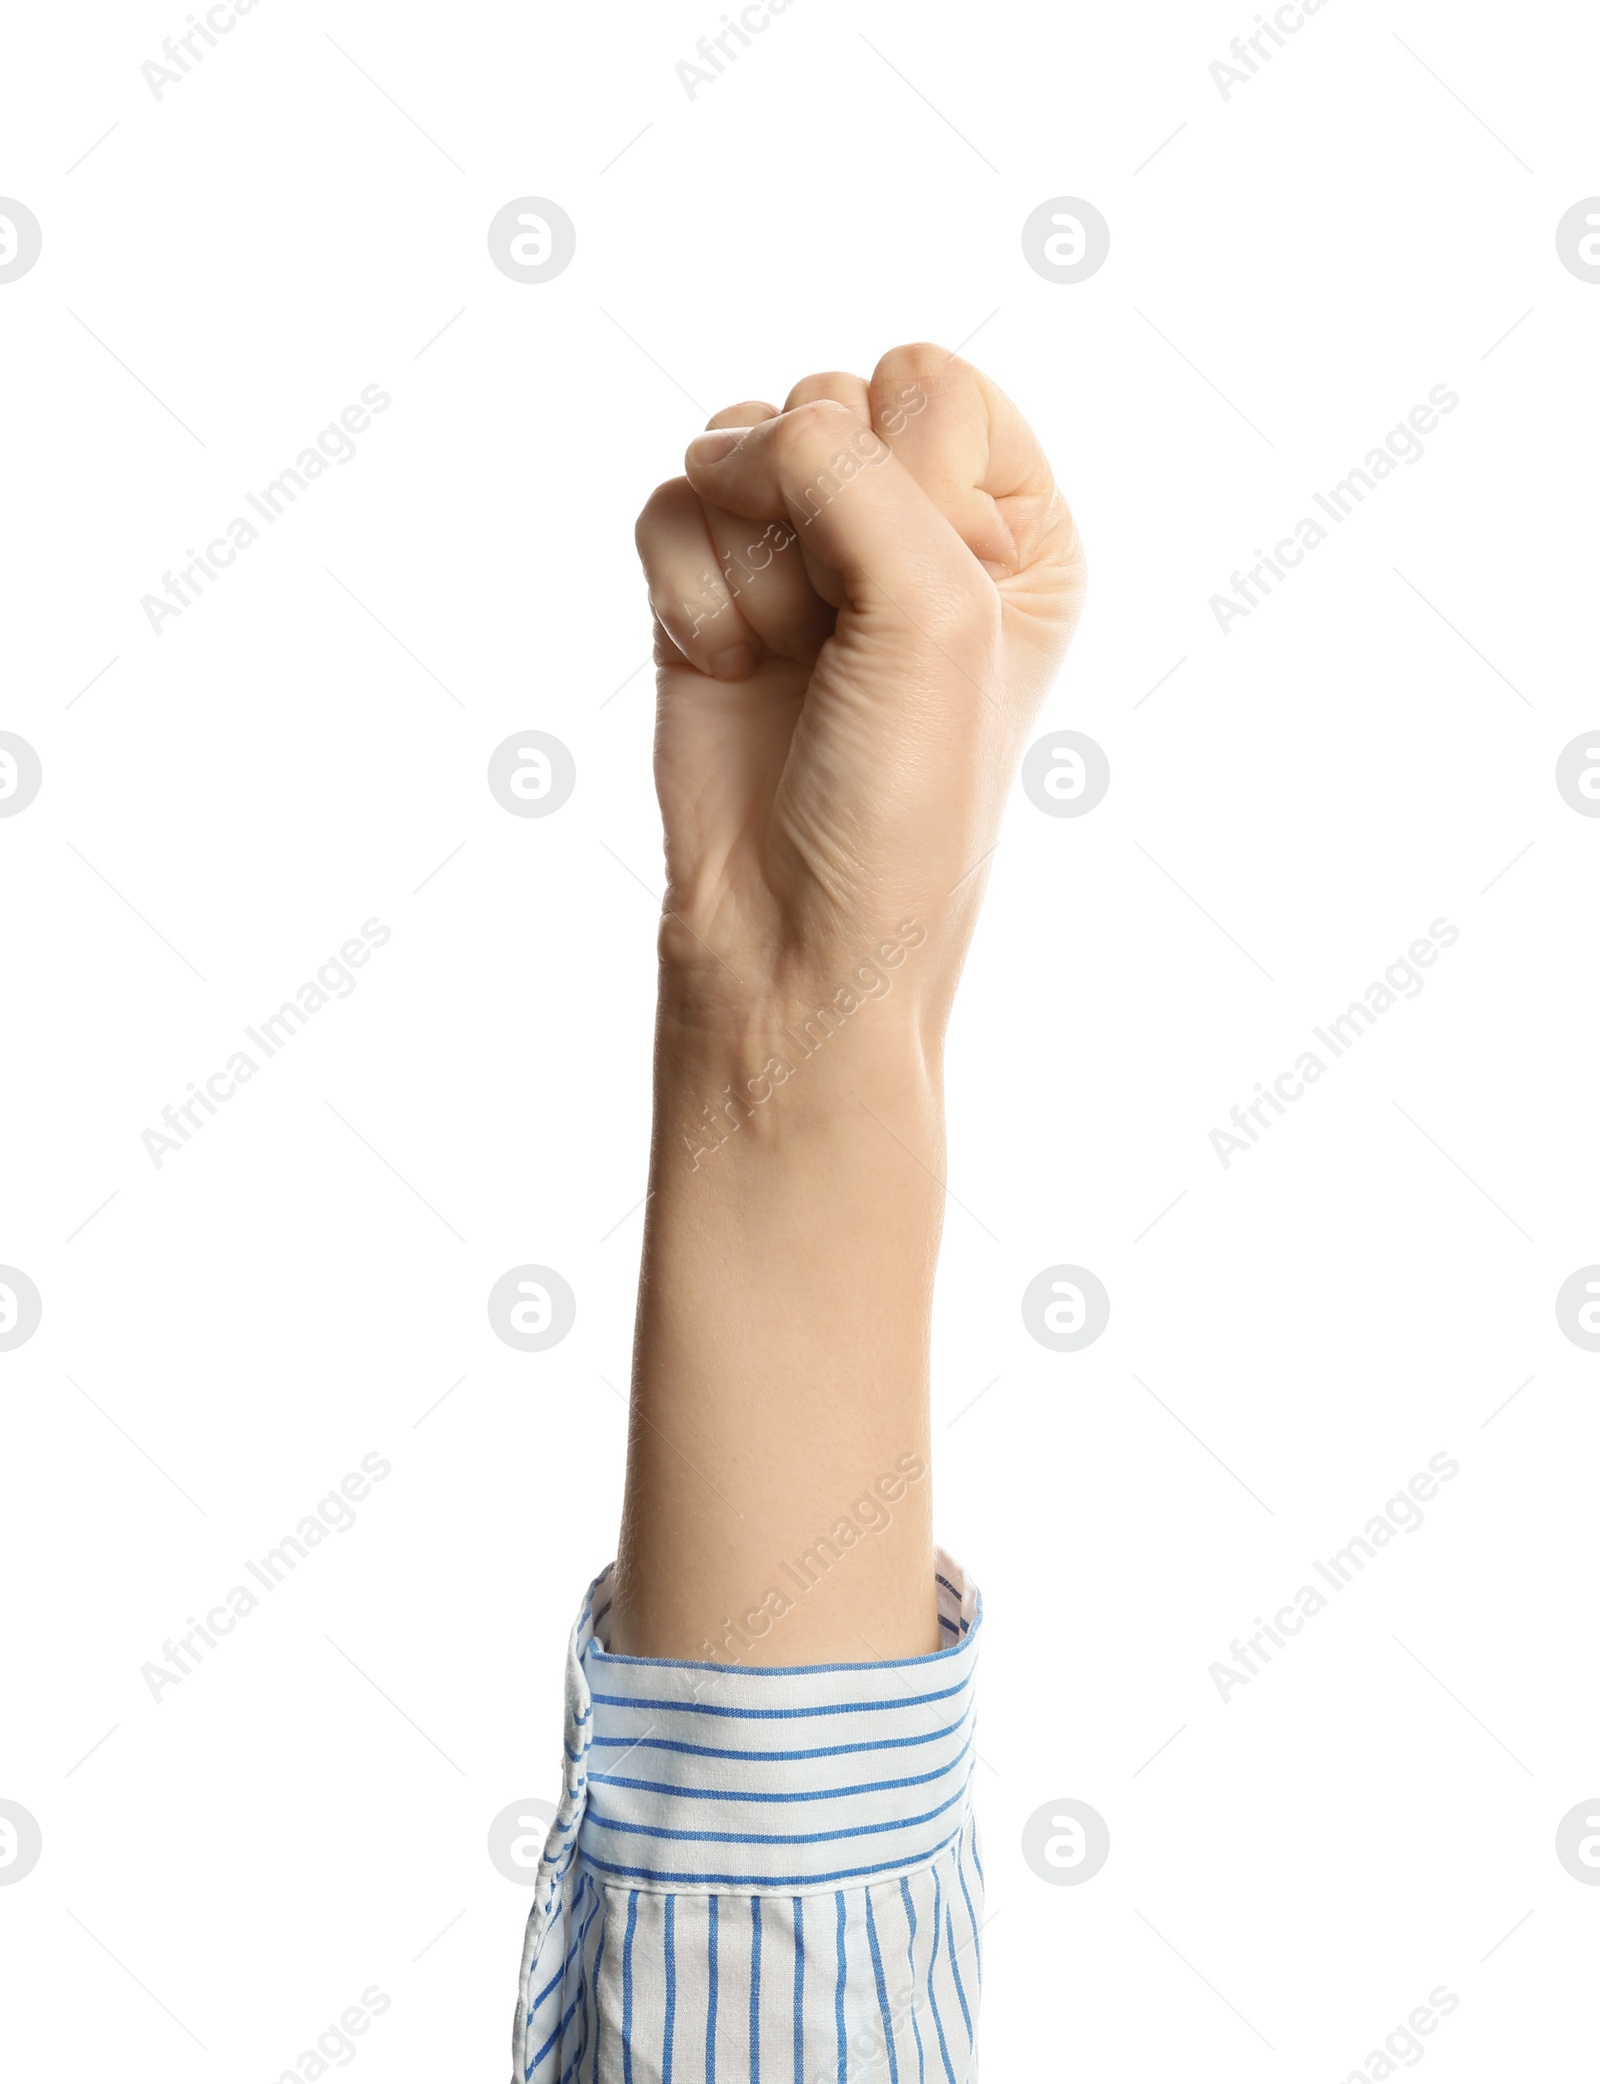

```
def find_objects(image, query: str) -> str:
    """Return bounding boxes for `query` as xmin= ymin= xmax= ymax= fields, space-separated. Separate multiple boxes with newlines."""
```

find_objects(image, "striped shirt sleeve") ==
xmin=511 ymin=1552 xmax=984 ymax=2083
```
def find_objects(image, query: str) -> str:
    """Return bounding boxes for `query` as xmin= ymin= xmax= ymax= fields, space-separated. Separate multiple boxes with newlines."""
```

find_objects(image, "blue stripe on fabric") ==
xmin=586 ymin=1717 xmax=970 ymax=1762
xmin=969 ymin=1829 xmax=985 ymax=1890
xmin=585 ymin=1777 xmax=971 ymax=1848
xmin=900 ymin=1877 xmax=925 ymax=2084
xmin=945 ymin=1905 xmax=973 ymax=2047
xmin=663 ymin=1896 xmax=677 ymax=2084
xmin=558 ymin=1883 xmax=606 ymax=2084
xmin=705 ymin=1895 xmax=719 ymax=2084
xmin=533 ymin=1925 xmax=594 ymax=2084
xmin=956 ymin=1833 xmax=982 ymax=1976
xmin=577 ymin=1821 xmax=968 ymax=1890
xmin=528 ymin=1876 xmax=594 ymax=2077
xmin=531 ymin=1876 xmax=594 ymax=2014
xmin=865 ymin=1890 xmax=900 ymax=2084
xmin=934 ymin=1573 xmax=961 ymax=1600
xmin=621 ymin=1891 xmax=639 ymax=2084
xmin=549 ymin=1983 xmax=586 ymax=2072
xmin=585 ymin=1680 xmax=968 ymax=1720
xmin=528 ymin=2018 xmax=561 ymax=2076
xmin=749 ymin=1898 xmax=762 ymax=2084
xmin=590 ymin=1736 xmax=973 ymax=1804
xmin=548 ymin=1841 xmax=580 ymax=1893
xmin=927 ymin=1868 xmax=956 ymax=2084
xmin=834 ymin=1893 xmax=849 ymax=2084
xmin=590 ymin=1918 xmax=607 ymax=2084
xmin=938 ymin=1616 xmax=958 ymax=1635
xmin=792 ymin=1897 xmax=805 ymax=2084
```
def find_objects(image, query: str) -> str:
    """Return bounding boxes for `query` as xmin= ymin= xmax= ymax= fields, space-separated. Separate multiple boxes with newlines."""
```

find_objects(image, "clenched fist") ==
xmin=635 ymin=342 xmax=1085 ymax=1049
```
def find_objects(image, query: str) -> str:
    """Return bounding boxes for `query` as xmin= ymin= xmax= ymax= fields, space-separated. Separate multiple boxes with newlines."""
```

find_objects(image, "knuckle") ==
xmin=872 ymin=340 xmax=953 ymax=396
xmin=870 ymin=342 xmax=965 ymax=432
xmin=785 ymin=371 xmax=865 ymax=407
xmin=771 ymin=398 xmax=877 ymax=477
xmin=876 ymin=340 xmax=950 ymax=378
xmin=706 ymin=399 xmax=777 ymax=430
xmin=783 ymin=396 xmax=860 ymax=440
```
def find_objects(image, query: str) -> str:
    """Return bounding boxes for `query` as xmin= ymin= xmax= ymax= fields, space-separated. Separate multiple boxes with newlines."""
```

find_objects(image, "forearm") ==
xmin=609 ymin=976 xmax=946 ymax=1664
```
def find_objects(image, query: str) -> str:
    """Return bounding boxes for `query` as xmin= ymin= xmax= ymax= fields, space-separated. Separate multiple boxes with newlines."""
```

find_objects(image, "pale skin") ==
xmin=609 ymin=343 xmax=1085 ymax=1665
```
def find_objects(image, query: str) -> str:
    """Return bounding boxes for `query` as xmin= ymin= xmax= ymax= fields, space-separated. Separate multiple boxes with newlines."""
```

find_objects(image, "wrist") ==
xmin=656 ymin=906 xmax=942 ymax=1059
xmin=652 ymin=988 xmax=943 ymax=1174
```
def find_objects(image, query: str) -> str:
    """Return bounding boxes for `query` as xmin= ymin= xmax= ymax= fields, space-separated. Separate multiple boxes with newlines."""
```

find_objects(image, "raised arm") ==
xmin=611 ymin=344 xmax=1085 ymax=1665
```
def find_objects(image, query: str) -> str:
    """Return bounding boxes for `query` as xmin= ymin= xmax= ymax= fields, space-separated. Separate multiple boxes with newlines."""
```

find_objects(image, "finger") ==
xmin=683 ymin=401 xmax=987 ymax=638
xmin=635 ymin=476 xmax=759 ymax=680
xmin=705 ymin=504 xmax=836 ymax=663
xmin=773 ymin=374 xmax=875 ymax=608
xmin=698 ymin=400 xmax=835 ymax=662
xmin=869 ymin=343 xmax=1062 ymax=576
xmin=783 ymin=370 xmax=872 ymax=418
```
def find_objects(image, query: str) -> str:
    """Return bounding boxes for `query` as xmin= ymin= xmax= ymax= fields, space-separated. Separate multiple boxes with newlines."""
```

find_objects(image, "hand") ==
xmin=634 ymin=342 xmax=1085 ymax=1051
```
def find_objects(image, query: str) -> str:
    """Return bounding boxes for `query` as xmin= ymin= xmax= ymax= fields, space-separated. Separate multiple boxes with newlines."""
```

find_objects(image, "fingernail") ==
xmin=709 ymin=643 xmax=755 ymax=680
xmin=686 ymin=429 xmax=744 ymax=468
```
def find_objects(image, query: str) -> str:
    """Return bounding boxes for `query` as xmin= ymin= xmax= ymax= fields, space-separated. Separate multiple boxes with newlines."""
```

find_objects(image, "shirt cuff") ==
xmin=511 ymin=1556 xmax=982 ymax=2082
xmin=569 ymin=1552 xmax=980 ymax=1894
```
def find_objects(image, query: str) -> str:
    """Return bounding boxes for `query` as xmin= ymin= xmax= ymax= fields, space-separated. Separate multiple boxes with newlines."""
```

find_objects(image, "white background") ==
xmin=4 ymin=0 xmax=1598 ymax=2076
